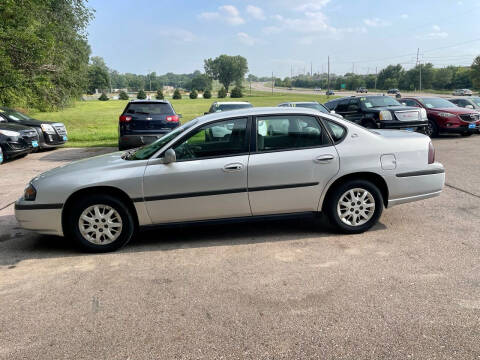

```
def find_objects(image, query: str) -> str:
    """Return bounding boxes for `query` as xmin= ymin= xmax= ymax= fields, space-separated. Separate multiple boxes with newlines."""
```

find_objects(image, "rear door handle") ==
xmin=223 ymin=163 xmax=244 ymax=172
xmin=314 ymin=154 xmax=335 ymax=163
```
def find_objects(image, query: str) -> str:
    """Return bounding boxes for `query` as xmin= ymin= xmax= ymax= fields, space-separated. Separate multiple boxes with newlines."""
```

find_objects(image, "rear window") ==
xmin=125 ymin=102 xmax=174 ymax=115
xmin=216 ymin=103 xmax=252 ymax=112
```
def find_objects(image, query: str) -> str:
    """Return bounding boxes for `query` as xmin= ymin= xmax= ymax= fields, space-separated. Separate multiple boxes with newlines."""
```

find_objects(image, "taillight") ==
xmin=166 ymin=115 xmax=179 ymax=122
xmin=428 ymin=141 xmax=435 ymax=164
xmin=119 ymin=115 xmax=132 ymax=122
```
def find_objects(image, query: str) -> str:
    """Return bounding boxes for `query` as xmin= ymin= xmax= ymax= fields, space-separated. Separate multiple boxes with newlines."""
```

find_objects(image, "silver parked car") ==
xmin=15 ymin=107 xmax=445 ymax=252
xmin=452 ymin=89 xmax=473 ymax=96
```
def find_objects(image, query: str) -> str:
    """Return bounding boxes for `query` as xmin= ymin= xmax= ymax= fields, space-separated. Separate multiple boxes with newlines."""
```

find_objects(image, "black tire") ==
xmin=65 ymin=194 xmax=135 ymax=252
xmin=461 ymin=132 xmax=472 ymax=137
xmin=325 ymin=180 xmax=383 ymax=234
xmin=425 ymin=120 xmax=438 ymax=138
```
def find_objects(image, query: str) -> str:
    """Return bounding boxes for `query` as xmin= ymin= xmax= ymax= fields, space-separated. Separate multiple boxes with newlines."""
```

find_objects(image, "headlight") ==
xmin=379 ymin=110 xmax=393 ymax=121
xmin=420 ymin=108 xmax=428 ymax=120
xmin=0 ymin=129 xmax=20 ymax=137
xmin=40 ymin=124 xmax=56 ymax=134
xmin=438 ymin=112 xmax=455 ymax=118
xmin=24 ymin=183 xmax=37 ymax=201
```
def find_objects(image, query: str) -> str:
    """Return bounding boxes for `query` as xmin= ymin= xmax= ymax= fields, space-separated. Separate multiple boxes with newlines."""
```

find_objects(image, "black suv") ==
xmin=119 ymin=100 xmax=181 ymax=150
xmin=0 ymin=118 xmax=39 ymax=162
xmin=324 ymin=95 xmax=428 ymax=131
xmin=0 ymin=107 xmax=67 ymax=149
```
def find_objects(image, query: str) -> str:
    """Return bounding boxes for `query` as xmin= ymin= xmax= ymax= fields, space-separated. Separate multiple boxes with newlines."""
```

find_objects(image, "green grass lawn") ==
xmin=31 ymin=91 xmax=335 ymax=147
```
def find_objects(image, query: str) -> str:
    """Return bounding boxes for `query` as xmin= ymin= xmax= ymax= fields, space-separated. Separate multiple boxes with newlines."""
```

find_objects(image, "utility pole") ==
xmin=419 ymin=62 xmax=422 ymax=92
xmin=327 ymin=56 xmax=330 ymax=91
xmin=416 ymin=48 xmax=419 ymax=66
xmin=374 ymin=66 xmax=377 ymax=91
xmin=271 ymin=72 xmax=274 ymax=94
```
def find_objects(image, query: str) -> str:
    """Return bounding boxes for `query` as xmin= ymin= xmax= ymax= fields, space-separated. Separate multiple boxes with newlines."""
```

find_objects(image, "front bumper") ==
xmin=14 ymin=201 xmax=64 ymax=236
xmin=2 ymin=142 xmax=32 ymax=159
xmin=379 ymin=121 xmax=427 ymax=130
xmin=439 ymin=124 xmax=480 ymax=133
xmin=119 ymin=132 xmax=171 ymax=149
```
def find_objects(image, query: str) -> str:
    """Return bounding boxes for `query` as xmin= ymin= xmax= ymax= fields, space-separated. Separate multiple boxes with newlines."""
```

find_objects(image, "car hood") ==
xmin=33 ymin=151 xmax=133 ymax=182
xmin=9 ymin=117 xmax=56 ymax=127
xmin=0 ymin=122 xmax=34 ymax=131
xmin=427 ymin=107 xmax=476 ymax=114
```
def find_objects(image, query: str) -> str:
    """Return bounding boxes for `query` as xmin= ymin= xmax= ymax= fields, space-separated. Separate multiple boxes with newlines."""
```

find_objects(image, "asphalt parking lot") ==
xmin=0 ymin=136 xmax=479 ymax=359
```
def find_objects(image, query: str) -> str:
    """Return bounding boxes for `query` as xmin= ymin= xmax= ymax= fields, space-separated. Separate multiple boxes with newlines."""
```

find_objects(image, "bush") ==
xmin=203 ymin=89 xmax=212 ymax=99
xmin=118 ymin=91 xmax=129 ymax=100
xmin=189 ymin=89 xmax=198 ymax=99
xmin=218 ymin=87 xmax=227 ymax=98
xmin=172 ymin=89 xmax=182 ymax=99
xmin=156 ymin=89 xmax=164 ymax=100
xmin=98 ymin=92 xmax=109 ymax=101
xmin=137 ymin=89 xmax=146 ymax=99
xmin=230 ymin=86 xmax=243 ymax=98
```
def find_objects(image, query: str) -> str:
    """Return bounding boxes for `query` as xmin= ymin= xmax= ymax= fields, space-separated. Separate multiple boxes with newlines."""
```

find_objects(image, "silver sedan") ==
xmin=15 ymin=107 xmax=445 ymax=252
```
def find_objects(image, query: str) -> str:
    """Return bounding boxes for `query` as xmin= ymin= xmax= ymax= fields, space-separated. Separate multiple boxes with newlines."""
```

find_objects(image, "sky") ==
xmin=86 ymin=0 xmax=480 ymax=77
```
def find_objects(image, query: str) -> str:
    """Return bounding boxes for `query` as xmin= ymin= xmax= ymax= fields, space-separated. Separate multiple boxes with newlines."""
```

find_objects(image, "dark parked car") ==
xmin=277 ymin=101 xmax=343 ymax=118
xmin=0 ymin=107 xmax=67 ymax=149
xmin=448 ymin=97 xmax=480 ymax=111
xmin=325 ymin=89 xmax=335 ymax=96
xmin=356 ymin=87 xmax=368 ymax=93
xmin=204 ymin=101 xmax=253 ymax=115
xmin=324 ymin=95 xmax=428 ymax=131
xmin=401 ymin=97 xmax=480 ymax=137
xmin=0 ymin=119 xmax=39 ymax=162
xmin=119 ymin=100 xmax=181 ymax=150
xmin=387 ymin=89 xmax=400 ymax=95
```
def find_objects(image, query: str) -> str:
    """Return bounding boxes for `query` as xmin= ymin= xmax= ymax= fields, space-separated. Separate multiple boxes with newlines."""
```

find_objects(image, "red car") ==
xmin=401 ymin=97 xmax=480 ymax=137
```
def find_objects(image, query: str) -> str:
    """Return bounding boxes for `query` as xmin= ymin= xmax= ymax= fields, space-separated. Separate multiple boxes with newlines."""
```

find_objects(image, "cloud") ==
xmin=158 ymin=28 xmax=195 ymax=43
xmin=246 ymin=5 xmax=265 ymax=20
xmin=262 ymin=26 xmax=282 ymax=34
xmin=432 ymin=24 xmax=441 ymax=32
xmin=363 ymin=18 xmax=390 ymax=27
xmin=295 ymin=0 xmax=331 ymax=12
xmin=400 ymin=14 xmax=409 ymax=19
xmin=237 ymin=32 xmax=260 ymax=46
xmin=421 ymin=25 xmax=448 ymax=39
xmin=198 ymin=5 xmax=244 ymax=26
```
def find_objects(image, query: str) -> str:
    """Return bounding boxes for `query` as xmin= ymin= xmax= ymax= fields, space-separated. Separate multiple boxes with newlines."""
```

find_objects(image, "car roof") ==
xmin=128 ymin=100 xmax=170 ymax=104
xmin=279 ymin=101 xmax=320 ymax=105
xmin=214 ymin=101 xmax=251 ymax=105
xmin=196 ymin=106 xmax=325 ymax=125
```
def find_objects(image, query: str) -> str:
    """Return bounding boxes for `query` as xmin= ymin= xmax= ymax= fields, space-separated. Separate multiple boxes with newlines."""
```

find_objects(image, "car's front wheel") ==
xmin=65 ymin=194 xmax=135 ymax=252
xmin=425 ymin=120 xmax=438 ymax=137
xmin=325 ymin=180 xmax=383 ymax=234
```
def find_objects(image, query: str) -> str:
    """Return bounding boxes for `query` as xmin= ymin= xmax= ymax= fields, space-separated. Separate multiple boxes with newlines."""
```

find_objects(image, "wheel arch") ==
xmin=320 ymin=172 xmax=389 ymax=210
xmin=62 ymin=186 xmax=140 ymax=233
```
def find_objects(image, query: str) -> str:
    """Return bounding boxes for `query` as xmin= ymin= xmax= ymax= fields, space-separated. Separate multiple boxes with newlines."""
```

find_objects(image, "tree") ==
xmin=189 ymin=89 xmax=198 ymax=99
xmin=471 ymin=55 xmax=480 ymax=89
xmin=172 ymin=89 xmax=182 ymax=99
xmin=0 ymin=0 xmax=93 ymax=110
xmin=137 ymin=89 xmax=146 ymax=99
xmin=218 ymin=87 xmax=227 ymax=98
xmin=204 ymin=55 xmax=248 ymax=93
xmin=190 ymin=74 xmax=212 ymax=91
xmin=377 ymin=64 xmax=404 ymax=89
xmin=118 ymin=90 xmax=129 ymax=100
xmin=230 ymin=86 xmax=243 ymax=98
xmin=156 ymin=89 xmax=164 ymax=100
xmin=87 ymin=57 xmax=110 ymax=94
xmin=203 ymin=89 xmax=212 ymax=99
xmin=98 ymin=92 xmax=109 ymax=101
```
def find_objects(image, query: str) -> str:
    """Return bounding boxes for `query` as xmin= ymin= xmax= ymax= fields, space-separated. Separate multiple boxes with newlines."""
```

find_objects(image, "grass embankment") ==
xmin=31 ymin=90 xmax=335 ymax=147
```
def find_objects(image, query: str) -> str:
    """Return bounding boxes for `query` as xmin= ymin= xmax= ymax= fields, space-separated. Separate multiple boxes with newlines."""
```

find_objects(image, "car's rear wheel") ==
xmin=65 ymin=194 xmax=135 ymax=252
xmin=325 ymin=180 xmax=383 ymax=234
xmin=425 ymin=120 xmax=438 ymax=138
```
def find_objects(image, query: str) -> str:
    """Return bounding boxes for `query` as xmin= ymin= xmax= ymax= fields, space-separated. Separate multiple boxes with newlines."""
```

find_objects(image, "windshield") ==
xmin=294 ymin=103 xmax=329 ymax=114
xmin=216 ymin=103 xmax=252 ymax=112
xmin=360 ymin=96 xmax=401 ymax=108
xmin=470 ymin=97 xmax=480 ymax=107
xmin=126 ymin=120 xmax=198 ymax=160
xmin=418 ymin=98 xmax=456 ymax=108
xmin=2 ymin=109 xmax=31 ymax=121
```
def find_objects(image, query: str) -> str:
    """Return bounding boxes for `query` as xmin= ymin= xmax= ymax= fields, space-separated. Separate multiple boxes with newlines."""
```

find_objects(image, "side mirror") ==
xmin=163 ymin=148 xmax=176 ymax=164
xmin=465 ymin=104 xmax=474 ymax=109
xmin=204 ymin=112 xmax=209 ymax=115
xmin=330 ymin=110 xmax=336 ymax=114
xmin=401 ymin=102 xmax=406 ymax=106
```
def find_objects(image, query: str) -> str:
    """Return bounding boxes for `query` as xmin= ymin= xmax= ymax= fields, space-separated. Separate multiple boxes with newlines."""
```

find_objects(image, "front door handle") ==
xmin=223 ymin=163 xmax=244 ymax=172
xmin=314 ymin=154 xmax=335 ymax=163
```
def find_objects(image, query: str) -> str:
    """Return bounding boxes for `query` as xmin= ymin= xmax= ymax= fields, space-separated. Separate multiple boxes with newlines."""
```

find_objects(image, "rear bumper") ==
xmin=387 ymin=164 xmax=445 ymax=207
xmin=119 ymin=132 xmax=171 ymax=149
xmin=15 ymin=201 xmax=64 ymax=236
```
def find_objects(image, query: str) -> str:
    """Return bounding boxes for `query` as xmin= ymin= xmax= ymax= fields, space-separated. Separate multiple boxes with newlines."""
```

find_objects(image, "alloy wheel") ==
xmin=337 ymin=188 xmax=376 ymax=227
xmin=78 ymin=204 xmax=123 ymax=245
